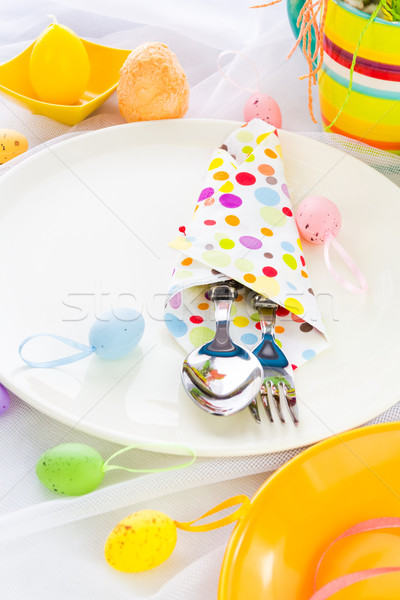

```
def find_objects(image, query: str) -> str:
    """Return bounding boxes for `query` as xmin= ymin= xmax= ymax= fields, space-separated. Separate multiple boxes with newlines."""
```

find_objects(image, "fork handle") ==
xmin=253 ymin=297 xmax=278 ymax=338
xmin=254 ymin=335 xmax=289 ymax=368
xmin=252 ymin=296 xmax=289 ymax=368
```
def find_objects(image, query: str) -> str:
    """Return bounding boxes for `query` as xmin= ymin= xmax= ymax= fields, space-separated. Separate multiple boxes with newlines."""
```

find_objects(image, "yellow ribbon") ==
xmin=174 ymin=494 xmax=250 ymax=532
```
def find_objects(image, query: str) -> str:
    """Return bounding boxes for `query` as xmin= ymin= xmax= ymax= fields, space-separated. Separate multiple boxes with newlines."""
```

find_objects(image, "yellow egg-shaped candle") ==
xmin=29 ymin=20 xmax=90 ymax=105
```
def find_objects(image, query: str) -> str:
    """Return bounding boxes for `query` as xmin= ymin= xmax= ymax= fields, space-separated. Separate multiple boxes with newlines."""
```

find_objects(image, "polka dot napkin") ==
xmin=165 ymin=119 xmax=329 ymax=368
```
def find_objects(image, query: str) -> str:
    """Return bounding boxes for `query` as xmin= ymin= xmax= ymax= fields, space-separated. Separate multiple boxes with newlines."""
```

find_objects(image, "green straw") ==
xmin=325 ymin=0 xmax=384 ymax=132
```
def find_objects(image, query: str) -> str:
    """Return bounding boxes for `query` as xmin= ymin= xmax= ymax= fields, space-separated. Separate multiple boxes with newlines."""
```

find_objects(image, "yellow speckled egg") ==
xmin=105 ymin=509 xmax=177 ymax=572
xmin=0 ymin=129 xmax=28 ymax=164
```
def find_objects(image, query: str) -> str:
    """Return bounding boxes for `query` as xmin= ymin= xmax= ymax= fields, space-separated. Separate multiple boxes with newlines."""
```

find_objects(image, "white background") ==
xmin=0 ymin=1 xmax=399 ymax=599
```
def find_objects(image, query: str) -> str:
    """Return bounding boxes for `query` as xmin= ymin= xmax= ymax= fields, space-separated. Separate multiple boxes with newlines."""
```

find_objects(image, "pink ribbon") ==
xmin=324 ymin=234 xmax=368 ymax=295
xmin=309 ymin=517 xmax=400 ymax=600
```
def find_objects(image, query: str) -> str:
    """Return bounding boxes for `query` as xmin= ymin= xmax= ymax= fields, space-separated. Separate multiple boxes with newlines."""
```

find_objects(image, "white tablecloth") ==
xmin=1 ymin=2 xmax=400 ymax=598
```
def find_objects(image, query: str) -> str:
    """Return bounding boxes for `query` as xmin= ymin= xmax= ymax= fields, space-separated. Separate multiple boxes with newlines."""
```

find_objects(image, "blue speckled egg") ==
xmin=89 ymin=308 xmax=145 ymax=360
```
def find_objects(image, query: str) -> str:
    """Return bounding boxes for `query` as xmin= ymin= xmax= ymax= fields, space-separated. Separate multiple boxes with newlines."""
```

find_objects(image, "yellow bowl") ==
xmin=219 ymin=422 xmax=400 ymax=600
xmin=0 ymin=39 xmax=131 ymax=125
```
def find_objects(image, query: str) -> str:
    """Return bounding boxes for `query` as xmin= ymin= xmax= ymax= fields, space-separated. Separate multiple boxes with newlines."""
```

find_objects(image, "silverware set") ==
xmin=181 ymin=280 xmax=299 ymax=425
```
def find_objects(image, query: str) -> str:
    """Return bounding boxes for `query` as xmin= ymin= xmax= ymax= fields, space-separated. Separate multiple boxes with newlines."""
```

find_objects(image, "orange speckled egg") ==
xmin=104 ymin=509 xmax=177 ymax=572
xmin=0 ymin=129 xmax=28 ymax=164
xmin=117 ymin=42 xmax=189 ymax=122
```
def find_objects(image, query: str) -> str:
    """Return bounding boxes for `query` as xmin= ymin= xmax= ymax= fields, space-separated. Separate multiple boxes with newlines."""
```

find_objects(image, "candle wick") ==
xmin=46 ymin=14 xmax=59 ymax=25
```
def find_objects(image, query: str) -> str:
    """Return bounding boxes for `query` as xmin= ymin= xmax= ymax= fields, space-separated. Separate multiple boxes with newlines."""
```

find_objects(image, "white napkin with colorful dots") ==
xmin=165 ymin=119 xmax=329 ymax=368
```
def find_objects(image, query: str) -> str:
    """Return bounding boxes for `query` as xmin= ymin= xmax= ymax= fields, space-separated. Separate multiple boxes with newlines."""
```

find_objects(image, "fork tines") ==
xmin=259 ymin=380 xmax=299 ymax=426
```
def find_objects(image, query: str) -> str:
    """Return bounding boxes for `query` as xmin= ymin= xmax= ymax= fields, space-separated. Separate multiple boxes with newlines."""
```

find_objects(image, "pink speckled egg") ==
xmin=243 ymin=93 xmax=282 ymax=128
xmin=295 ymin=195 xmax=342 ymax=244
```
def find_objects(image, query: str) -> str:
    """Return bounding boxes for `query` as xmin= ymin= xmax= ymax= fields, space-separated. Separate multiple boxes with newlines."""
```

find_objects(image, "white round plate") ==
xmin=0 ymin=119 xmax=399 ymax=456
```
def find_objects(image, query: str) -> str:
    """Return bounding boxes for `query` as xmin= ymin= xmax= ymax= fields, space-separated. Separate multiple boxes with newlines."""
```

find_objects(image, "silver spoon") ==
xmin=181 ymin=281 xmax=263 ymax=416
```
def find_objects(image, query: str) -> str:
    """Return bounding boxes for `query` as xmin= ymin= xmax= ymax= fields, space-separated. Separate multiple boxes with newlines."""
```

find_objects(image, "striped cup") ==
xmin=288 ymin=0 xmax=400 ymax=153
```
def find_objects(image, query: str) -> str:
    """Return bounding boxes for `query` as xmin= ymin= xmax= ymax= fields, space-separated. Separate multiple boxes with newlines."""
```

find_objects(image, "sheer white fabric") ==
xmin=1 ymin=1 xmax=399 ymax=598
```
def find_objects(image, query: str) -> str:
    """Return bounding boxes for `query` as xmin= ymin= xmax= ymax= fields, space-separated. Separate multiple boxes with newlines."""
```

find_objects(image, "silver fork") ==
xmin=248 ymin=294 xmax=299 ymax=425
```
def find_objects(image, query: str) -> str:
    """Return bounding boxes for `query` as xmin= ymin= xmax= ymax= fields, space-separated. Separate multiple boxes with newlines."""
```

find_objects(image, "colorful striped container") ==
xmin=319 ymin=0 xmax=400 ymax=153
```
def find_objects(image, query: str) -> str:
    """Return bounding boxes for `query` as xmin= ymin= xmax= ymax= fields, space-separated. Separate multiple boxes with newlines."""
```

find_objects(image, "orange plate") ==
xmin=219 ymin=422 xmax=400 ymax=600
xmin=0 ymin=39 xmax=130 ymax=125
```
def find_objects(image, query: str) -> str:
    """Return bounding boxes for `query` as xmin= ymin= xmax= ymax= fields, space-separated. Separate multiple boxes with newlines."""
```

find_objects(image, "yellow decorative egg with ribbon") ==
xmin=0 ymin=129 xmax=28 ymax=164
xmin=29 ymin=19 xmax=90 ymax=105
xmin=105 ymin=510 xmax=177 ymax=572
xmin=104 ymin=495 xmax=250 ymax=574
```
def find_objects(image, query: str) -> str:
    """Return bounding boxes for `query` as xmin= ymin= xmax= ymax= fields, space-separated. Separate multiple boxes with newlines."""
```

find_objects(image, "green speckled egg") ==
xmin=36 ymin=443 xmax=105 ymax=496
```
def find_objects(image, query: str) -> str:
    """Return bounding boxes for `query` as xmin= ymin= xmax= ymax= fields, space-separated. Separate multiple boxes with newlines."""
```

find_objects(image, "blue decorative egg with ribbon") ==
xmin=19 ymin=307 xmax=145 ymax=368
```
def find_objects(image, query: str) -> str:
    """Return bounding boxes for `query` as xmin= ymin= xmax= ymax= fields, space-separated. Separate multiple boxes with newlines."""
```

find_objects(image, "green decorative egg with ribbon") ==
xmin=36 ymin=442 xmax=196 ymax=496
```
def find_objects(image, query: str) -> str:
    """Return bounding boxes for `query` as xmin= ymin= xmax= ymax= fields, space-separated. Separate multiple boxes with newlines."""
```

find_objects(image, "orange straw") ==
xmin=251 ymin=0 xmax=327 ymax=122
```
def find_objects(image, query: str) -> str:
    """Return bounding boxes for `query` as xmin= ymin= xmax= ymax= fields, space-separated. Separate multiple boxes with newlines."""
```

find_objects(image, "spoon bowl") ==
xmin=181 ymin=282 xmax=263 ymax=416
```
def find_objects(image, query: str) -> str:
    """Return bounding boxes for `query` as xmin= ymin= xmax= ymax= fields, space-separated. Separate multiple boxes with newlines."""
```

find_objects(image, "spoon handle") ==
xmin=207 ymin=282 xmax=238 ymax=354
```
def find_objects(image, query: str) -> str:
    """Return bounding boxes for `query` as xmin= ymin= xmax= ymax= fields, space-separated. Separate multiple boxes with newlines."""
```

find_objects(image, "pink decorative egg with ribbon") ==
xmin=295 ymin=195 xmax=342 ymax=244
xmin=244 ymin=93 xmax=282 ymax=128
xmin=295 ymin=195 xmax=367 ymax=295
